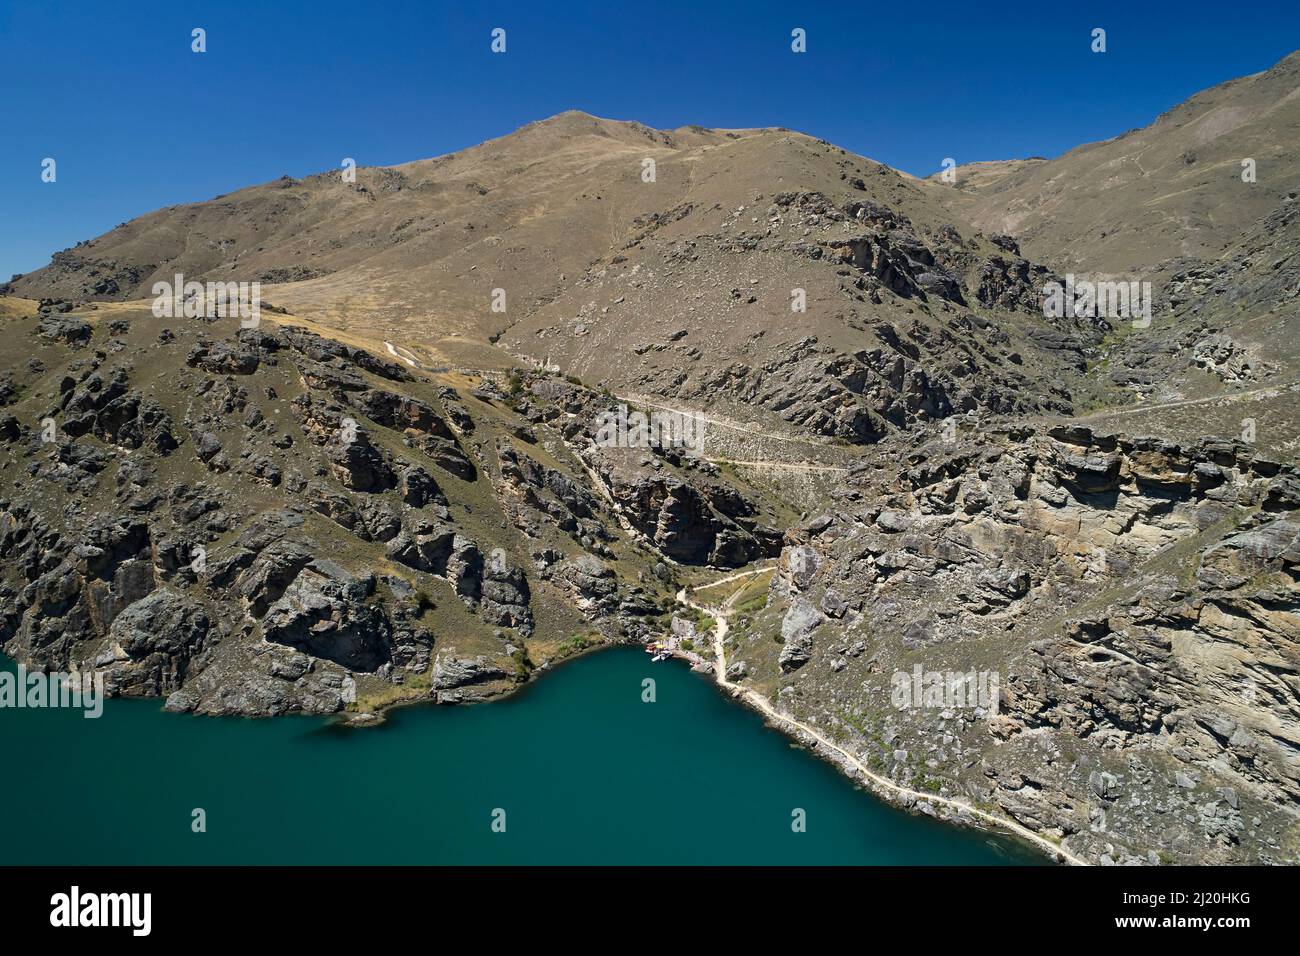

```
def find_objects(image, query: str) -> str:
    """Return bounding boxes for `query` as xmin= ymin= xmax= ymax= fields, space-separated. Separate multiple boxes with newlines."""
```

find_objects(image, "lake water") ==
xmin=0 ymin=647 xmax=1044 ymax=864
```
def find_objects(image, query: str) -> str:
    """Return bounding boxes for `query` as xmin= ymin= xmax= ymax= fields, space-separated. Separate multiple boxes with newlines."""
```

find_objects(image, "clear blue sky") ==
xmin=2 ymin=0 xmax=1297 ymax=278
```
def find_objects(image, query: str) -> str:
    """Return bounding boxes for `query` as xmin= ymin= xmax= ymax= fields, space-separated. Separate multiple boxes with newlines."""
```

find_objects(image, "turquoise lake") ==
xmin=0 ymin=647 xmax=1045 ymax=865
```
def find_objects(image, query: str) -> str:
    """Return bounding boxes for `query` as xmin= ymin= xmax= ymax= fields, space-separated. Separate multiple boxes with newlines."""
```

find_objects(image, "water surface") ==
xmin=0 ymin=648 xmax=1044 ymax=864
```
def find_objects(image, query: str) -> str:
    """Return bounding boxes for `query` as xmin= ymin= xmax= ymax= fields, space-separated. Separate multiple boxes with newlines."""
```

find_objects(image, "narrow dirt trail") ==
xmin=1071 ymin=379 xmax=1299 ymax=423
xmin=615 ymin=391 xmax=841 ymax=449
xmin=688 ymin=564 xmax=776 ymax=592
xmin=709 ymin=458 xmax=850 ymax=473
xmin=385 ymin=338 xmax=854 ymax=474
xmin=384 ymin=341 xmax=422 ymax=368
xmin=675 ymin=581 xmax=1088 ymax=866
xmin=386 ymin=334 xmax=1295 ymax=444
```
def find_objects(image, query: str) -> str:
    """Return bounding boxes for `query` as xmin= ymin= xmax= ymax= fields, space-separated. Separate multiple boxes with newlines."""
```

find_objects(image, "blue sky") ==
xmin=2 ymin=0 xmax=1298 ymax=278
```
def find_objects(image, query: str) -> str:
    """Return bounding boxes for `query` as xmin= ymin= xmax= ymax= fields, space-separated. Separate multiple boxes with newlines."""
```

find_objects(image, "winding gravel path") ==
xmin=676 ymin=579 xmax=1088 ymax=866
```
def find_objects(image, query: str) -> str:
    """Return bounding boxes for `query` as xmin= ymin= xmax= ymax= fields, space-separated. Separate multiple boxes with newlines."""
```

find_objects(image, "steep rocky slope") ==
xmin=3 ymin=52 xmax=1300 ymax=864
xmin=713 ymin=424 xmax=1299 ymax=864
xmin=0 ymin=298 xmax=789 ymax=715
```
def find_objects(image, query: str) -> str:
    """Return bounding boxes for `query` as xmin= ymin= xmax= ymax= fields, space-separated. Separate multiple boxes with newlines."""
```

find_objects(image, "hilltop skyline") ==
xmin=3 ymin=0 xmax=1300 ymax=276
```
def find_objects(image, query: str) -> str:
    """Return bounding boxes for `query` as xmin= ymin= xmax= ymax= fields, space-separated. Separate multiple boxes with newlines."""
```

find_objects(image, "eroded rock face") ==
xmin=603 ymin=470 xmax=781 ymax=567
xmin=384 ymin=523 xmax=488 ymax=612
xmin=445 ymin=535 xmax=484 ymax=606
xmin=349 ymin=388 xmax=476 ymax=479
xmin=261 ymin=559 xmax=391 ymax=671
xmin=59 ymin=366 xmax=179 ymax=452
xmin=431 ymin=655 xmax=510 ymax=702
xmin=187 ymin=340 xmax=260 ymax=375
xmin=735 ymin=424 xmax=1300 ymax=864
xmin=509 ymin=384 xmax=786 ymax=569
xmin=778 ymin=598 xmax=823 ymax=672
xmin=103 ymin=588 xmax=210 ymax=695
xmin=0 ymin=305 xmax=556 ymax=719
xmin=399 ymin=465 xmax=447 ymax=513
xmin=480 ymin=549 xmax=533 ymax=634
xmin=497 ymin=440 xmax=611 ymax=548
xmin=37 ymin=313 xmax=91 ymax=347
xmin=555 ymin=555 xmax=619 ymax=615
xmin=333 ymin=435 xmax=395 ymax=491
